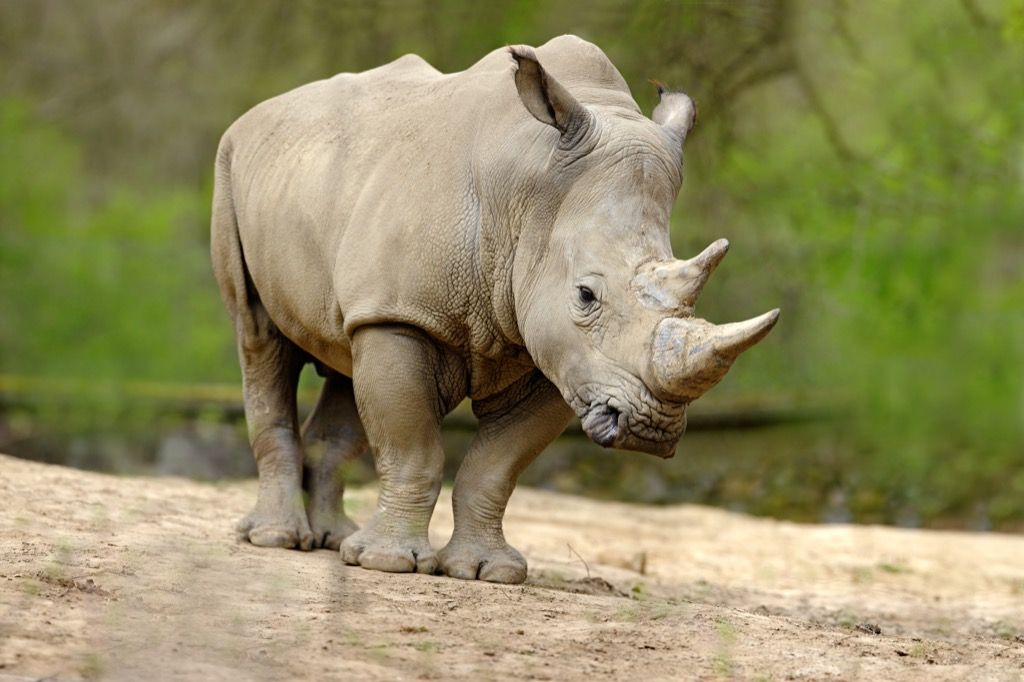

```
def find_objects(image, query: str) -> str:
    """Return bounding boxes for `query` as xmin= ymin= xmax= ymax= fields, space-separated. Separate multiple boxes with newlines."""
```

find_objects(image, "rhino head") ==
xmin=507 ymin=46 xmax=779 ymax=458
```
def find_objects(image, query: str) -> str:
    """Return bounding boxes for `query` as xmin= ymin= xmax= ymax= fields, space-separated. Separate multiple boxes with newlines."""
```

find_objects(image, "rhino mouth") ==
xmin=577 ymin=399 xmax=683 ymax=458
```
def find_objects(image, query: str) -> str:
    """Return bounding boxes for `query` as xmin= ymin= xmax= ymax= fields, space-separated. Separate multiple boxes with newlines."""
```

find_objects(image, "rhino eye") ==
xmin=577 ymin=286 xmax=596 ymax=305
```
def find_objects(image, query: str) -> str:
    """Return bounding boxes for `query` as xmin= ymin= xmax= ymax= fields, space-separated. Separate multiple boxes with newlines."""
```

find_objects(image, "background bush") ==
xmin=1 ymin=0 xmax=1021 ymax=527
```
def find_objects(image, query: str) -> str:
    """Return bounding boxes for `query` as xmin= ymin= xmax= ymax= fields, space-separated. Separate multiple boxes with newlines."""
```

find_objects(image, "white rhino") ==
xmin=211 ymin=35 xmax=778 ymax=584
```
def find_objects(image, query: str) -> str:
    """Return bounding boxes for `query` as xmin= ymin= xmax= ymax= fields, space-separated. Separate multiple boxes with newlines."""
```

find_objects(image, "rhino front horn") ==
xmin=650 ymin=309 xmax=780 ymax=402
xmin=711 ymin=308 xmax=780 ymax=360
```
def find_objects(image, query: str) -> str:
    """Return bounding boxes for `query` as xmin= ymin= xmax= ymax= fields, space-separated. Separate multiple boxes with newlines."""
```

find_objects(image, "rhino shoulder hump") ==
xmin=357 ymin=52 xmax=442 ymax=83
xmin=534 ymin=34 xmax=630 ymax=100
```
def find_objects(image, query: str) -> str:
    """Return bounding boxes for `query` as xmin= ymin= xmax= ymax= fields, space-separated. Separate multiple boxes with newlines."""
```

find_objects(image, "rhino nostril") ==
xmin=600 ymin=406 xmax=621 ymax=447
xmin=581 ymin=404 xmax=620 ymax=448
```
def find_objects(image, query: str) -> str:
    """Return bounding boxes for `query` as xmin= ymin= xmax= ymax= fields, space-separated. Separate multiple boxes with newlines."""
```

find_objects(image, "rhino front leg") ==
xmin=439 ymin=372 xmax=572 ymax=584
xmin=340 ymin=325 xmax=463 ymax=574
xmin=301 ymin=370 xmax=366 ymax=550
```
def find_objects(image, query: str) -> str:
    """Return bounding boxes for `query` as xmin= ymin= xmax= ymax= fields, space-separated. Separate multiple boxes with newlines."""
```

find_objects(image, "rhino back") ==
xmin=223 ymin=53 xmax=487 ymax=370
xmin=219 ymin=36 xmax=638 ymax=392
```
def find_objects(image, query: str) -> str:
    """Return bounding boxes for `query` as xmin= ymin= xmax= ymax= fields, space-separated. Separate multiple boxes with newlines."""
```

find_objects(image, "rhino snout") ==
xmin=577 ymin=400 xmax=684 ymax=457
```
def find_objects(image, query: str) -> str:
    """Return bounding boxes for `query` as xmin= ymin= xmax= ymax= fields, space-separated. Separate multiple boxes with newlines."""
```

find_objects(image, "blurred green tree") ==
xmin=0 ymin=0 xmax=1020 ymax=525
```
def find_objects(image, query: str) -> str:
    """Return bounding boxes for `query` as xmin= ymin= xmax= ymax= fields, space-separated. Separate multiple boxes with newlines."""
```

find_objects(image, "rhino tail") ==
xmin=210 ymin=134 xmax=256 ymax=337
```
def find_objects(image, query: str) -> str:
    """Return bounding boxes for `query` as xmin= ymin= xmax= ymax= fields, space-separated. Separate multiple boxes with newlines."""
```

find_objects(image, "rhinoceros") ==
xmin=211 ymin=35 xmax=778 ymax=584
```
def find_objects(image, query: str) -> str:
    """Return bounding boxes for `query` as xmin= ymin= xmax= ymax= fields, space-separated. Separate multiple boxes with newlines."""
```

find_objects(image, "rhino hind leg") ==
xmin=438 ymin=372 xmax=572 ymax=584
xmin=231 ymin=305 xmax=315 ymax=551
xmin=211 ymin=140 xmax=313 ymax=551
xmin=339 ymin=325 xmax=463 ymax=575
xmin=214 ymin=217 xmax=312 ymax=546
xmin=300 ymin=371 xmax=365 ymax=550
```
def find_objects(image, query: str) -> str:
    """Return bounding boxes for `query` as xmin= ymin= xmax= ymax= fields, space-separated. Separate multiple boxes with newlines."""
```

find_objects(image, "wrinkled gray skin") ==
xmin=211 ymin=35 xmax=778 ymax=584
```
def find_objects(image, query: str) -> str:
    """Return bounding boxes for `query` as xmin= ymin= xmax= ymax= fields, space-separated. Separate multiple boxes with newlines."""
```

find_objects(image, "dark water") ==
xmin=0 ymin=409 xmax=1013 ymax=532
xmin=443 ymin=421 xmax=860 ymax=524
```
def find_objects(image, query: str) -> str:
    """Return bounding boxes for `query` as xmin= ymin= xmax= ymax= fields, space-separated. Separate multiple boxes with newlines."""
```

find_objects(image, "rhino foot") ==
xmin=307 ymin=507 xmax=359 ymax=551
xmin=340 ymin=526 xmax=437 ymax=574
xmin=437 ymin=539 xmax=527 ymax=584
xmin=236 ymin=500 xmax=314 ymax=551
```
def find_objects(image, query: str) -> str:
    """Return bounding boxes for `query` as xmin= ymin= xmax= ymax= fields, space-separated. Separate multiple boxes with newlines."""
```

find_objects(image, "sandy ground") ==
xmin=0 ymin=454 xmax=1022 ymax=681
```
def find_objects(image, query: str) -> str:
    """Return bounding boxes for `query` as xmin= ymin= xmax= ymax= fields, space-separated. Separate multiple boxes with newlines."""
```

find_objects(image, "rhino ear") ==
xmin=651 ymin=80 xmax=697 ymax=145
xmin=510 ymin=46 xmax=593 ymax=138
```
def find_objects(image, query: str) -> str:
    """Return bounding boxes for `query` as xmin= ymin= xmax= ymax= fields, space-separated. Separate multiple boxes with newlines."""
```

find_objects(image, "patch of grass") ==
xmin=343 ymin=493 xmax=371 ymax=516
xmin=19 ymin=579 xmax=42 ymax=596
xmin=40 ymin=541 xmax=75 ymax=585
xmin=993 ymin=621 xmax=1019 ymax=641
xmin=360 ymin=641 xmax=394 ymax=664
xmin=712 ymin=652 xmax=734 ymax=678
xmin=686 ymin=579 xmax=715 ymax=601
xmin=400 ymin=625 xmax=429 ymax=634
xmin=716 ymin=617 xmax=738 ymax=645
xmin=613 ymin=598 xmax=675 ymax=624
xmin=40 ymin=562 xmax=67 ymax=584
xmin=613 ymin=603 xmax=644 ymax=623
xmin=531 ymin=570 xmax=570 ymax=588
xmin=414 ymin=641 xmax=440 ymax=654
xmin=876 ymin=561 xmax=911 ymax=574
xmin=713 ymin=616 xmax=739 ymax=678
xmin=834 ymin=609 xmax=858 ymax=629
xmin=928 ymin=622 xmax=954 ymax=638
xmin=79 ymin=653 xmax=104 ymax=680
xmin=529 ymin=571 xmax=625 ymax=597
xmin=850 ymin=567 xmax=874 ymax=584
xmin=647 ymin=601 xmax=673 ymax=621
xmin=908 ymin=642 xmax=929 ymax=658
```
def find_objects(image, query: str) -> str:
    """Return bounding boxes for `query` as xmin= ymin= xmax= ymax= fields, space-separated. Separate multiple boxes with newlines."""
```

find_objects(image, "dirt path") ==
xmin=0 ymin=454 xmax=1022 ymax=681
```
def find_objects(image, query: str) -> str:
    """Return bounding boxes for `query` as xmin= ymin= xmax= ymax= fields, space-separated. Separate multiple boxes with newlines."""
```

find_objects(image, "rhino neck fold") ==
xmin=471 ymin=119 xmax=587 ymax=353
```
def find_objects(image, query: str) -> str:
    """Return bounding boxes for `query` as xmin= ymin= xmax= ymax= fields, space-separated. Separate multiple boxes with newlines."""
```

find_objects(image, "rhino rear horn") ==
xmin=651 ymin=81 xmax=697 ymax=145
xmin=671 ymin=238 xmax=730 ymax=307
xmin=632 ymin=239 xmax=730 ymax=312
xmin=510 ymin=46 xmax=594 ymax=140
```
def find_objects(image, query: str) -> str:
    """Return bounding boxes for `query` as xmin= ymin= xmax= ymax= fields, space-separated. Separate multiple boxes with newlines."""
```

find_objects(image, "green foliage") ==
xmin=0 ymin=0 xmax=1021 ymax=524
xmin=0 ymin=100 xmax=237 ymax=387
xmin=699 ymin=1 xmax=1024 ymax=523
